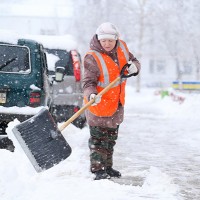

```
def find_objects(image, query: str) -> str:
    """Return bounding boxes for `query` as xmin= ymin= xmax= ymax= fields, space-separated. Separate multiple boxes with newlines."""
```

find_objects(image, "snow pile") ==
xmin=142 ymin=167 xmax=179 ymax=198
xmin=0 ymin=106 xmax=45 ymax=115
xmin=0 ymin=86 xmax=189 ymax=200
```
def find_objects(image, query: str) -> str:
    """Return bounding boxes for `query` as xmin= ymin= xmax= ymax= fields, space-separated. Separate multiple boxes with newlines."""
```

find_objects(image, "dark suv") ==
xmin=0 ymin=38 xmax=53 ymax=150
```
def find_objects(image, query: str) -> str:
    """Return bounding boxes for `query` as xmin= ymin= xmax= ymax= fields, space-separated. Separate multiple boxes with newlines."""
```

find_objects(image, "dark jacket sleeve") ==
xmin=129 ymin=52 xmax=141 ymax=76
xmin=83 ymin=54 xmax=100 ymax=99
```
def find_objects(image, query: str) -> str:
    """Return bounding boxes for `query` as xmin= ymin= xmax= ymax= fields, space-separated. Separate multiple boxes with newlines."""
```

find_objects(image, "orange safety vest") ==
xmin=84 ymin=40 xmax=130 ymax=117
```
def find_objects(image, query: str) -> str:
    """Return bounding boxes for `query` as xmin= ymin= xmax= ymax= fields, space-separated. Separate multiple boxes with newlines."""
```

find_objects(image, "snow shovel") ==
xmin=12 ymin=64 xmax=133 ymax=173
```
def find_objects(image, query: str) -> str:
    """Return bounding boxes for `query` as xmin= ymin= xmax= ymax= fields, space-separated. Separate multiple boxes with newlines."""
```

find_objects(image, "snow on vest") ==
xmin=85 ymin=40 xmax=129 ymax=117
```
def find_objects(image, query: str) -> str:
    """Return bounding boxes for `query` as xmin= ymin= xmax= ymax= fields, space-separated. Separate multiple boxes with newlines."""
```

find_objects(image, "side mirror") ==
xmin=55 ymin=66 xmax=65 ymax=82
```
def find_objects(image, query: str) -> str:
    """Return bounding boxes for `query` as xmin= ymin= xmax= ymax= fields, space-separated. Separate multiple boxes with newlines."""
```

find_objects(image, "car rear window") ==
xmin=45 ymin=48 xmax=74 ymax=76
xmin=0 ymin=44 xmax=30 ymax=74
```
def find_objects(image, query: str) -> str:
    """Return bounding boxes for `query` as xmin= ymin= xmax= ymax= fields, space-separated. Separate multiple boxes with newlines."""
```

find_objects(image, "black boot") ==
xmin=106 ymin=167 xmax=121 ymax=178
xmin=94 ymin=170 xmax=111 ymax=180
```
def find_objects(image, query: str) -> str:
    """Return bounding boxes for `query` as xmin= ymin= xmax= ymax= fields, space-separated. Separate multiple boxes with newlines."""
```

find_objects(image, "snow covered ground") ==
xmin=0 ymin=86 xmax=199 ymax=200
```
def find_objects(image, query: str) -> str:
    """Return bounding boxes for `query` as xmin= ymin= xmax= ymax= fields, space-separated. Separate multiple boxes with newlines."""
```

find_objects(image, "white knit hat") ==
xmin=96 ymin=22 xmax=119 ymax=40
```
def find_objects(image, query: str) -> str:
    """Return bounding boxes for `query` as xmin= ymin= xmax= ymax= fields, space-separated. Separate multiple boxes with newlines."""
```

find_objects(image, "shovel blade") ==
xmin=12 ymin=108 xmax=72 ymax=172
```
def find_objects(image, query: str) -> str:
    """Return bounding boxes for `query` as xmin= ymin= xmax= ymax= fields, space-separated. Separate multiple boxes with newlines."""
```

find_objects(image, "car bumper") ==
xmin=0 ymin=106 xmax=46 ymax=122
xmin=52 ymin=93 xmax=84 ymax=107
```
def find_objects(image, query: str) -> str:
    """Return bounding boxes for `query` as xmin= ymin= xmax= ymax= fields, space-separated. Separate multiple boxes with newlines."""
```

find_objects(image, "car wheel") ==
xmin=0 ymin=137 xmax=15 ymax=152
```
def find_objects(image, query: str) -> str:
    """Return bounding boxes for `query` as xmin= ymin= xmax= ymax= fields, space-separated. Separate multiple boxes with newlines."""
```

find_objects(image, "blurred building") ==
xmin=0 ymin=3 xmax=73 ymax=35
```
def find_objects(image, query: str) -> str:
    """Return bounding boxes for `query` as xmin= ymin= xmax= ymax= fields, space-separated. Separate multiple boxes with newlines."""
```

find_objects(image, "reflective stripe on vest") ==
xmin=118 ymin=40 xmax=129 ymax=62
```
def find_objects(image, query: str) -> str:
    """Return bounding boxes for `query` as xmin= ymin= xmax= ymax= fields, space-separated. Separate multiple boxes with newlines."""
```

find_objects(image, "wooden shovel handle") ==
xmin=59 ymin=76 xmax=121 ymax=131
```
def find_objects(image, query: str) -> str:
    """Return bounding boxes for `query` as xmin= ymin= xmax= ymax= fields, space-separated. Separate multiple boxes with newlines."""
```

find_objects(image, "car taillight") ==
xmin=73 ymin=106 xmax=79 ymax=113
xmin=29 ymin=92 xmax=41 ymax=106
xmin=71 ymin=50 xmax=81 ymax=81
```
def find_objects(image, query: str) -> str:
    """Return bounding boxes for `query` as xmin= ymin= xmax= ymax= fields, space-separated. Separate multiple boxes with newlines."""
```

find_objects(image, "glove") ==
xmin=89 ymin=93 xmax=101 ymax=106
xmin=127 ymin=61 xmax=138 ymax=74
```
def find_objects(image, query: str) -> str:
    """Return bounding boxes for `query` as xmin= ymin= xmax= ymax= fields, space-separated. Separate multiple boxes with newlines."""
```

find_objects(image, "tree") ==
xmin=70 ymin=0 xmax=200 ymax=86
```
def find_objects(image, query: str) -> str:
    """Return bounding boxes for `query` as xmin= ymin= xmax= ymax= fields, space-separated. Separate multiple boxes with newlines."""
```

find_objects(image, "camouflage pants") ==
xmin=89 ymin=126 xmax=119 ymax=172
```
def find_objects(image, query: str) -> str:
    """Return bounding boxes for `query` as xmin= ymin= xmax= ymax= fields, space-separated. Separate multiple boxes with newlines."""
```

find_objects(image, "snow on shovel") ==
xmin=12 ymin=64 xmax=134 ymax=173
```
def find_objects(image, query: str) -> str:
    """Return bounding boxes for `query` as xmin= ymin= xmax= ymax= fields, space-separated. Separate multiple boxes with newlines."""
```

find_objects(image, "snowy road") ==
xmin=1 ymin=87 xmax=200 ymax=200
xmin=114 ymin=88 xmax=200 ymax=200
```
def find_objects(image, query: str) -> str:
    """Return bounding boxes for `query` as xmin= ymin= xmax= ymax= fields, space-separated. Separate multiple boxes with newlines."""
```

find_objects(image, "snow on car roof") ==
xmin=0 ymin=29 xmax=19 ymax=44
xmin=0 ymin=30 xmax=78 ymax=51
xmin=24 ymin=34 xmax=78 ymax=51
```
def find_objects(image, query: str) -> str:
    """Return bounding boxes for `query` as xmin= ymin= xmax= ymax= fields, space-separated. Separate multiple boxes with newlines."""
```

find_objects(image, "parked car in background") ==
xmin=0 ymin=32 xmax=54 ymax=151
xmin=25 ymin=35 xmax=86 ymax=128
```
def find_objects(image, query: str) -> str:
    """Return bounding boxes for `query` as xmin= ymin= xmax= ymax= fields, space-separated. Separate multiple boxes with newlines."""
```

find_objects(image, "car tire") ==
xmin=0 ymin=137 xmax=15 ymax=152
